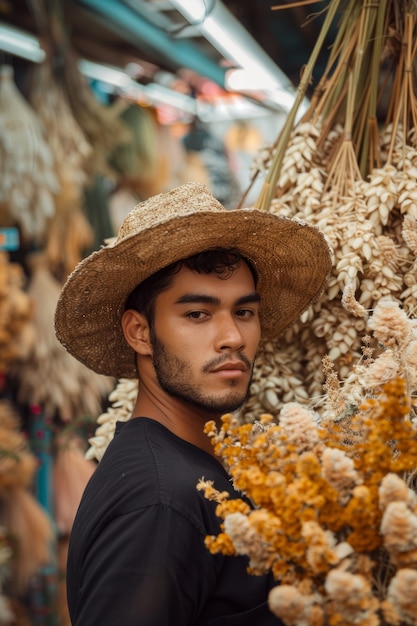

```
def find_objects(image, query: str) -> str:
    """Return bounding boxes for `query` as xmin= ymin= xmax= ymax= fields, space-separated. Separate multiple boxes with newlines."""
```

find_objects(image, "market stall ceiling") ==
xmin=0 ymin=0 xmax=333 ymax=101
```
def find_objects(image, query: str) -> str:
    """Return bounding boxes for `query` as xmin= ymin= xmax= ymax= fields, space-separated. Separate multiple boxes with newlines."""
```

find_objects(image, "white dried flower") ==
xmin=268 ymin=584 xmax=319 ymax=626
xmin=386 ymin=568 xmax=417 ymax=625
xmin=379 ymin=473 xmax=417 ymax=511
xmin=368 ymin=300 xmax=411 ymax=348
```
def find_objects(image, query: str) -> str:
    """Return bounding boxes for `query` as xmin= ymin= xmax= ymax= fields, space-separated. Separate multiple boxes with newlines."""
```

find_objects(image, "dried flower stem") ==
xmin=254 ymin=0 xmax=343 ymax=211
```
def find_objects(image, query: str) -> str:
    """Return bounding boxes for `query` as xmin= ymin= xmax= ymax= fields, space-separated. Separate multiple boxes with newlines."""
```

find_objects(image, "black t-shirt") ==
xmin=67 ymin=418 xmax=282 ymax=626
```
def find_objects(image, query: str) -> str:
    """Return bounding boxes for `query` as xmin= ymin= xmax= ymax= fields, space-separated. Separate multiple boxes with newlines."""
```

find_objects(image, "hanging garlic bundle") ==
xmin=242 ymin=0 xmax=417 ymax=422
xmin=30 ymin=63 xmax=94 ymax=281
xmin=0 ymin=65 xmax=59 ymax=244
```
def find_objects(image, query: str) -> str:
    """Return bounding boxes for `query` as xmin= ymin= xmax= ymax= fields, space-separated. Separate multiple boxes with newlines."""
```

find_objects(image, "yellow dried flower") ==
xmin=196 ymin=479 xmax=230 ymax=504
xmin=204 ymin=532 xmax=236 ymax=557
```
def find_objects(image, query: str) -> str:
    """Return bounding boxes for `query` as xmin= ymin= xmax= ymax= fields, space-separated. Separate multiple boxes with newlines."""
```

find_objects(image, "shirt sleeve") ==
xmin=68 ymin=504 xmax=217 ymax=626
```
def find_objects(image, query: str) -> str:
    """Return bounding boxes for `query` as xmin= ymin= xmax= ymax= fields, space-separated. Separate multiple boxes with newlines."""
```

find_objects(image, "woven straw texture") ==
xmin=55 ymin=182 xmax=332 ymax=378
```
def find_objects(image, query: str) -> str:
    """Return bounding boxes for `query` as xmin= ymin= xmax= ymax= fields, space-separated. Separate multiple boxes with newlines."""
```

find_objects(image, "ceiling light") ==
xmin=79 ymin=59 xmax=200 ymax=116
xmin=0 ymin=22 xmax=45 ymax=62
xmin=225 ymin=68 xmax=281 ymax=93
xmin=78 ymin=60 xmax=132 ymax=89
xmin=169 ymin=0 xmax=295 ymax=99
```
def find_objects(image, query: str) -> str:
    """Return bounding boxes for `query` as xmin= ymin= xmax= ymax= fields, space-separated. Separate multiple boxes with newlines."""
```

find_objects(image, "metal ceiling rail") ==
xmin=74 ymin=0 xmax=227 ymax=87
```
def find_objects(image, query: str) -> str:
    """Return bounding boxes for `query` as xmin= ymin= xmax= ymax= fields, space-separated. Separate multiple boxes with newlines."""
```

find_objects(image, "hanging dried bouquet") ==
xmin=242 ymin=0 xmax=417 ymax=422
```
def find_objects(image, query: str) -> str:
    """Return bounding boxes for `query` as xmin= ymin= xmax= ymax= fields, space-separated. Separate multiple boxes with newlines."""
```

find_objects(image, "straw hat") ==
xmin=55 ymin=182 xmax=332 ymax=379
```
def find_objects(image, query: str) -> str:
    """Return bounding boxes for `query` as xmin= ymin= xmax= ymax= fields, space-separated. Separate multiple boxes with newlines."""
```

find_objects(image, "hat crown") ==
xmin=117 ymin=182 xmax=225 ymax=243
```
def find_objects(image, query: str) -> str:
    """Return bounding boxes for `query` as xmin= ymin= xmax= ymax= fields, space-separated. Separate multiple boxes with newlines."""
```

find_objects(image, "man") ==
xmin=55 ymin=182 xmax=332 ymax=626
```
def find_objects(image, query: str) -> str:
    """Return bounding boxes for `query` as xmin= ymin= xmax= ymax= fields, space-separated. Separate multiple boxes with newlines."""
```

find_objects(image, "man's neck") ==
xmin=131 ymin=389 xmax=222 ymax=457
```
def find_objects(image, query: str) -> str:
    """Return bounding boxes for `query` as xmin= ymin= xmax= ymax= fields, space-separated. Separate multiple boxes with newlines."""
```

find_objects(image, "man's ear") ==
xmin=121 ymin=309 xmax=152 ymax=356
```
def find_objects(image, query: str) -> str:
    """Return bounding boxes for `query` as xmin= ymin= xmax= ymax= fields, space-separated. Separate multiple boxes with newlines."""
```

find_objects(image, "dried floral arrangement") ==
xmin=198 ymin=298 xmax=417 ymax=626
xmin=242 ymin=0 xmax=417 ymax=422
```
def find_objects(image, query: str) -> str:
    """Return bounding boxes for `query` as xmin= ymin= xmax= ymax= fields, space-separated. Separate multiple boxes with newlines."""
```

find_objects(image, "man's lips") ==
xmin=210 ymin=362 xmax=247 ymax=374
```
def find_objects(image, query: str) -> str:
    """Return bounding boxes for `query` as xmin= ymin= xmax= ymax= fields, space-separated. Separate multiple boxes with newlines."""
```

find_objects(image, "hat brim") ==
xmin=55 ymin=209 xmax=332 ymax=378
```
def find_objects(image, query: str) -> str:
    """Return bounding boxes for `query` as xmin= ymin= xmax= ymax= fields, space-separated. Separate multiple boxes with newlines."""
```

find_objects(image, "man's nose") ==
xmin=215 ymin=315 xmax=245 ymax=351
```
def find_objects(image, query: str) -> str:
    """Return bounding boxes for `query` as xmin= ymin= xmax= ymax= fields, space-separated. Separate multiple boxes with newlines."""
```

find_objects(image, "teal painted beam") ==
xmin=75 ymin=0 xmax=227 ymax=87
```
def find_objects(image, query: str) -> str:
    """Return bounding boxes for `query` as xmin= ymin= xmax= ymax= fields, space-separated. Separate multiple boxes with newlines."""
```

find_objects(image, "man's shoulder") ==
xmin=95 ymin=417 xmax=230 ymax=503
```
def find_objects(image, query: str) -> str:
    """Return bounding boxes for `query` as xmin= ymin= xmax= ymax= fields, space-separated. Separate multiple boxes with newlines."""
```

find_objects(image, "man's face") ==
xmin=150 ymin=261 xmax=261 ymax=415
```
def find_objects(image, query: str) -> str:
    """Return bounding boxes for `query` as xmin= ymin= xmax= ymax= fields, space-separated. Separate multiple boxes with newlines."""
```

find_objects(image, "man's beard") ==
xmin=150 ymin=330 xmax=253 ymax=415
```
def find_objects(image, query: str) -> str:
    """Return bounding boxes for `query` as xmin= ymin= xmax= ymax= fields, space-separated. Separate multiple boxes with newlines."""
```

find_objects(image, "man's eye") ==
xmin=186 ymin=311 xmax=207 ymax=320
xmin=236 ymin=309 xmax=254 ymax=318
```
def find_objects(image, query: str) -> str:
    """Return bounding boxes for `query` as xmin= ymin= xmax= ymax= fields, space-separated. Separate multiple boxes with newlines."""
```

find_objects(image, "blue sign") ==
xmin=0 ymin=228 xmax=19 ymax=251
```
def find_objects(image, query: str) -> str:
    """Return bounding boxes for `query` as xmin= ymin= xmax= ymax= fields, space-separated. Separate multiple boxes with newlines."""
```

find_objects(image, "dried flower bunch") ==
xmin=198 ymin=301 xmax=417 ymax=626
xmin=0 ymin=401 xmax=53 ymax=594
xmin=8 ymin=253 xmax=114 ymax=422
xmin=0 ymin=527 xmax=13 ymax=625
xmin=0 ymin=65 xmax=59 ymax=244
xmin=243 ymin=0 xmax=417 ymax=423
xmin=30 ymin=62 xmax=94 ymax=281
xmin=85 ymin=378 xmax=139 ymax=461
xmin=0 ymin=252 xmax=35 ymax=373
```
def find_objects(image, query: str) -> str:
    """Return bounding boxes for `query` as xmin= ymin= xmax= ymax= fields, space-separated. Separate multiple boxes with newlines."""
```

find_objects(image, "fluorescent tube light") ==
xmin=78 ymin=59 xmax=133 ymax=89
xmin=0 ymin=22 xmax=45 ymax=62
xmin=169 ymin=0 xmax=294 ymax=96
xmin=79 ymin=58 xmax=200 ymax=115
xmin=225 ymin=68 xmax=283 ymax=92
